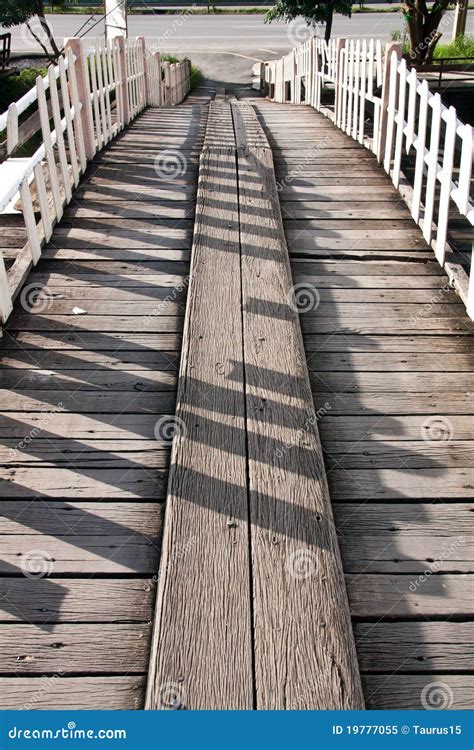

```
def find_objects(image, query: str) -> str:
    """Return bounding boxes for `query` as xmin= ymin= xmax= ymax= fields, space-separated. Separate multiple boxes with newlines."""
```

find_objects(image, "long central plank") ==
xmin=147 ymin=100 xmax=362 ymax=709
xmin=146 ymin=103 xmax=253 ymax=710
xmin=235 ymin=102 xmax=363 ymax=709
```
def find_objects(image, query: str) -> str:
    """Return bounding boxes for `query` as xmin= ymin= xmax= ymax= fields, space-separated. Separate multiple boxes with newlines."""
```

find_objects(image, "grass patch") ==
xmin=159 ymin=55 xmax=203 ymax=90
xmin=391 ymin=28 xmax=474 ymax=59
xmin=0 ymin=67 xmax=47 ymax=114
xmin=433 ymin=35 xmax=474 ymax=59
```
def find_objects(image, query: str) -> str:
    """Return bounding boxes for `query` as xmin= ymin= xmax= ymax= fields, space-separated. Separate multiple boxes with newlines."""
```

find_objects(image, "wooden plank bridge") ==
xmin=0 ymin=37 xmax=473 ymax=711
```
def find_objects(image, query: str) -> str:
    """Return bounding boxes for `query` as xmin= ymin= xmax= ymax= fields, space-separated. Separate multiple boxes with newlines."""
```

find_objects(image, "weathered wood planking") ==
xmin=355 ymin=622 xmax=474 ymax=672
xmin=346 ymin=574 xmax=474 ymax=618
xmin=236 ymin=101 xmax=363 ymax=710
xmin=0 ymin=677 xmax=146 ymax=710
xmin=0 ymin=578 xmax=155 ymax=623
xmin=255 ymin=100 xmax=474 ymax=710
xmin=0 ymin=624 xmax=151 ymax=673
xmin=0 ymin=103 xmax=205 ymax=709
xmin=146 ymin=103 xmax=253 ymax=710
xmin=363 ymin=675 xmax=474 ymax=710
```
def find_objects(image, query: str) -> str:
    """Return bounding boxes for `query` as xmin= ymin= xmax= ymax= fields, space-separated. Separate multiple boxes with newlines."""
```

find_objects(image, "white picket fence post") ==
xmin=262 ymin=34 xmax=474 ymax=320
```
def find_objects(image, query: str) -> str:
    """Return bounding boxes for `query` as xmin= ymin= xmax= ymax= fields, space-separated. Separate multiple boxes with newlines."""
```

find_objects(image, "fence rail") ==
xmin=0 ymin=36 xmax=192 ymax=324
xmin=263 ymin=37 xmax=474 ymax=320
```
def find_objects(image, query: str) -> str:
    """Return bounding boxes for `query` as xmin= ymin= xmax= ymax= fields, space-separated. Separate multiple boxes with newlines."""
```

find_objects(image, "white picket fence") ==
xmin=264 ymin=37 xmax=474 ymax=319
xmin=147 ymin=55 xmax=192 ymax=107
xmin=0 ymin=36 xmax=192 ymax=323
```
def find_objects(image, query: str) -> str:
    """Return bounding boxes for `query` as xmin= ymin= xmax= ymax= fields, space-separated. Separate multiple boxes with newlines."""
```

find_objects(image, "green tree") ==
xmin=0 ymin=0 xmax=61 ymax=61
xmin=265 ymin=0 xmax=353 ymax=43
xmin=402 ymin=0 xmax=454 ymax=62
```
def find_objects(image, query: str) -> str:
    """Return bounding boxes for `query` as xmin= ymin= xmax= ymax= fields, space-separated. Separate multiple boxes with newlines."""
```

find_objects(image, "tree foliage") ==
xmin=265 ymin=0 xmax=353 ymax=42
xmin=402 ymin=0 xmax=453 ymax=63
xmin=0 ymin=0 xmax=61 ymax=60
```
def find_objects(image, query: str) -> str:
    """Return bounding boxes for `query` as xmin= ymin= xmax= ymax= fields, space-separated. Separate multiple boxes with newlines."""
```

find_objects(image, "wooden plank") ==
xmin=0 ymin=676 xmax=145 ymax=709
xmin=0 ymin=390 xmax=175 ymax=412
xmin=328 ymin=468 xmax=474 ymax=500
xmin=0 ymin=500 xmax=163 ymax=535
xmin=304 ymin=335 xmax=473 ymax=353
xmin=311 ymin=371 xmax=474 ymax=392
xmin=306 ymin=352 xmax=474 ymax=369
xmin=1 ymin=350 xmax=180 ymax=371
xmin=355 ymin=622 xmax=474 ymax=672
xmin=146 ymin=111 xmax=253 ymax=710
xmin=325 ymin=440 xmax=474 ymax=468
xmin=346 ymin=574 xmax=473 ymax=618
xmin=363 ymin=675 xmax=474 ymax=709
xmin=0 ymin=624 xmax=151 ymax=673
xmin=1 ymin=370 xmax=177 ymax=391
xmin=313 ymin=392 xmax=472 ymax=415
xmin=237 ymin=107 xmax=363 ymax=710
xmin=0 ymin=578 xmax=155 ymax=623
xmin=5 ymin=316 xmax=183 ymax=333
xmin=0 ymin=413 xmax=162 ymax=440
xmin=0 ymin=468 xmax=166 ymax=499
xmin=2 ymin=333 xmax=181 ymax=352
xmin=319 ymin=415 xmax=474 ymax=441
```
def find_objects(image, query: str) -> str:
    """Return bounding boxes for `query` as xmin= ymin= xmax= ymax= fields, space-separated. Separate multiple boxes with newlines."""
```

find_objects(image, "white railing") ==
xmin=264 ymin=37 xmax=474 ymax=319
xmin=0 ymin=36 xmax=192 ymax=324
xmin=147 ymin=55 xmax=192 ymax=107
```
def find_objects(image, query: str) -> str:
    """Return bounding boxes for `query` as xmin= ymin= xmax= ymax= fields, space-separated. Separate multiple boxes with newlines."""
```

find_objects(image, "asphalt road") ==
xmin=6 ymin=12 xmax=474 ymax=85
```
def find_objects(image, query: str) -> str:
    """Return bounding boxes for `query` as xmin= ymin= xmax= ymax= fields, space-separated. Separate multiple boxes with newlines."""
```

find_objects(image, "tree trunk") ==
xmin=37 ymin=9 xmax=62 ymax=60
xmin=404 ymin=0 xmax=450 ymax=63
xmin=325 ymin=1 xmax=335 ymax=42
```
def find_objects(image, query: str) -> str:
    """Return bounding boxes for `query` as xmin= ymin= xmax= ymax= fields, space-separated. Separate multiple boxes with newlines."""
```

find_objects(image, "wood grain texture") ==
xmin=146 ymin=104 xmax=253 ymax=710
xmin=236 ymin=102 xmax=363 ymax=710
xmin=0 ymin=578 xmax=155 ymax=623
xmin=0 ymin=103 xmax=205 ymax=708
xmin=255 ymin=99 xmax=474 ymax=711
xmin=362 ymin=675 xmax=474 ymax=710
xmin=355 ymin=622 xmax=474 ymax=672
xmin=0 ymin=624 xmax=151 ymax=673
xmin=0 ymin=677 xmax=146 ymax=709
xmin=346 ymin=574 xmax=474 ymax=618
